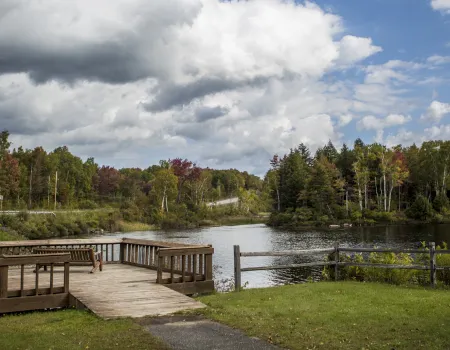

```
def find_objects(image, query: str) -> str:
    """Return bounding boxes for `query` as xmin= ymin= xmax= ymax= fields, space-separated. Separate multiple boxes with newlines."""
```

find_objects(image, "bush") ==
xmin=406 ymin=195 xmax=434 ymax=221
xmin=78 ymin=200 xmax=98 ymax=210
xmin=433 ymin=193 xmax=449 ymax=213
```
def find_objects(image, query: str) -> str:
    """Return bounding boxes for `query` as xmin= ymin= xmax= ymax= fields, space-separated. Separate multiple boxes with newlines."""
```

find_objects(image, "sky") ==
xmin=0 ymin=0 xmax=450 ymax=176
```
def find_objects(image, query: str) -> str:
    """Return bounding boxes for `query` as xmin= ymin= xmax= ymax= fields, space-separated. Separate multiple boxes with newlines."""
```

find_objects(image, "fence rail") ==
xmin=233 ymin=242 xmax=450 ymax=291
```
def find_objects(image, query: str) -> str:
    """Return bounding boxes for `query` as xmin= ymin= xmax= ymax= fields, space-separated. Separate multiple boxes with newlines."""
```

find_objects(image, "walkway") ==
xmin=142 ymin=316 xmax=280 ymax=350
xmin=7 ymin=264 xmax=205 ymax=319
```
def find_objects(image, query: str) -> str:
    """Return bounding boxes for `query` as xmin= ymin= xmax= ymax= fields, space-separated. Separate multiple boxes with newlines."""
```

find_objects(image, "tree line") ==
xmin=0 ymin=131 xmax=266 ymax=225
xmin=265 ymin=138 xmax=450 ymax=225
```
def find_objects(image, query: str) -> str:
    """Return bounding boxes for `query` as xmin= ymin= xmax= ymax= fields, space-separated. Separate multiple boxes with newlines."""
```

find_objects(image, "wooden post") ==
xmin=334 ymin=242 xmax=339 ymax=282
xmin=64 ymin=262 xmax=70 ymax=293
xmin=234 ymin=245 xmax=241 ymax=292
xmin=205 ymin=253 xmax=213 ymax=281
xmin=0 ymin=266 xmax=8 ymax=298
xmin=157 ymin=250 xmax=163 ymax=283
xmin=119 ymin=243 xmax=125 ymax=263
xmin=430 ymin=242 xmax=436 ymax=288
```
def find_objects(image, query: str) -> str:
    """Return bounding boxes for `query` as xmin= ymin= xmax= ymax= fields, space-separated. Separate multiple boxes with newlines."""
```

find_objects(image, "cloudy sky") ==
xmin=1 ymin=0 xmax=450 ymax=175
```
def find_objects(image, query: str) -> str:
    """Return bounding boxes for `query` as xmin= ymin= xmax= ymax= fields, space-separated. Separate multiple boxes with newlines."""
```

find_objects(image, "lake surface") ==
xmin=107 ymin=224 xmax=450 ymax=288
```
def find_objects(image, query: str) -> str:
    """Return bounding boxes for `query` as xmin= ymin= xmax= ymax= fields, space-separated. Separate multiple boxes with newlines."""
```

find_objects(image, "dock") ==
xmin=0 ymin=238 xmax=214 ymax=318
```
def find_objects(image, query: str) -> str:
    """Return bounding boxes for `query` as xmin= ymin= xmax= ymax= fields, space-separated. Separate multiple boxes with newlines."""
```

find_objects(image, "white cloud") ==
xmin=335 ymin=35 xmax=382 ymax=66
xmin=427 ymin=55 xmax=450 ymax=65
xmin=338 ymin=114 xmax=353 ymax=127
xmin=421 ymin=100 xmax=450 ymax=123
xmin=358 ymin=114 xmax=411 ymax=131
xmin=431 ymin=0 xmax=450 ymax=13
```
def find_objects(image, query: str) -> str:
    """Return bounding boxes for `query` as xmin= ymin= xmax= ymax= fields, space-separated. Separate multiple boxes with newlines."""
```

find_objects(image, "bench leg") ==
xmin=90 ymin=263 xmax=99 ymax=274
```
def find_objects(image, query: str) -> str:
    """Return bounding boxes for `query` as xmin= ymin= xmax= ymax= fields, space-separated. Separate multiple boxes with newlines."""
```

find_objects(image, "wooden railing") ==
xmin=233 ymin=242 xmax=450 ymax=291
xmin=0 ymin=238 xmax=122 ymax=264
xmin=119 ymin=238 xmax=214 ymax=294
xmin=157 ymin=246 xmax=214 ymax=294
xmin=0 ymin=253 xmax=71 ymax=313
xmin=0 ymin=238 xmax=215 ymax=295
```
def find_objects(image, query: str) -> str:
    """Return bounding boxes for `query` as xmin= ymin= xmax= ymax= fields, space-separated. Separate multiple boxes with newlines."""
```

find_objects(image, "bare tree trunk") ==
xmin=276 ymin=187 xmax=281 ymax=212
xmin=364 ymin=182 xmax=368 ymax=210
xmin=383 ymin=173 xmax=387 ymax=212
xmin=375 ymin=177 xmax=379 ymax=210
xmin=388 ymin=179 xmax=393 ymax=212
xmin=165 ymin=195 xmax=169 ymax=213
xmin=161 ymin=187 xmax=166 ymax=211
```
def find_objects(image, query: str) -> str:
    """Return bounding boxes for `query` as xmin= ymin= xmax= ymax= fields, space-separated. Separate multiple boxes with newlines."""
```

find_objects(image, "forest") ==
xmin=2 ymin=126 xmax=450 ymax=237
xmin=0 ymin=130 xmax=267 ymax=235
xmin=266 ymin=138 xmax=450 ymax=227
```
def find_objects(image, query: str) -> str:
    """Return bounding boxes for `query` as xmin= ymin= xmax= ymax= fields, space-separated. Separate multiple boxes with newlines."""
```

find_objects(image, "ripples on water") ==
xmin=107 ymin=224 xmax=450 ymax=288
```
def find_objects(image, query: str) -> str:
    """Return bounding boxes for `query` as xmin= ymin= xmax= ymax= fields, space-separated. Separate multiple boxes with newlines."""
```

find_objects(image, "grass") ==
xmin=117 ymin=220 xmax=156 ymax=232
xmin=0 ymin=309 xmax=168 ymax=350
xmin=195 ymin=282 xmax=450 ymax=350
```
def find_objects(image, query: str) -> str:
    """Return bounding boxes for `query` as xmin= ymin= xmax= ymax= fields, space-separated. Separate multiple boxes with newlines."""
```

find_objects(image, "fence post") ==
xmin=430 ymin=242 xmax=436 ymax=288
xmin=234 ymin=245 xmax=241 ymax=292
xmin=334 ymin=242 xmax=339 ymax=282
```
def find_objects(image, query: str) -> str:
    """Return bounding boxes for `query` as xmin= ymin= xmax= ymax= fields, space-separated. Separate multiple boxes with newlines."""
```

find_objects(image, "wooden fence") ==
xmin=0 ymin=253 xmax=70 ymax=313
xmin=233 ymin=242 xmax=450 ymax=291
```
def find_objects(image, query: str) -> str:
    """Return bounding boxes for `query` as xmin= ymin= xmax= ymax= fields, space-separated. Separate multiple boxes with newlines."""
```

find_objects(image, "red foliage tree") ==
xmin=169 ymin=158 xmax=202 ymax=203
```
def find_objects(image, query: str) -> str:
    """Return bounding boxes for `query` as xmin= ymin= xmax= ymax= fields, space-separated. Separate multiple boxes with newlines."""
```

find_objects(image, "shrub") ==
xmin=406 ymin=195 xmax=434 ymax=221
xmin=78 ymin=200 xmax=98 ymax=210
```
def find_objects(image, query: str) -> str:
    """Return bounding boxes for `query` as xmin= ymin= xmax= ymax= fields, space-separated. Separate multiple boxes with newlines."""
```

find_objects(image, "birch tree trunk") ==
xmin=388 ymin=179 xmax=393 ymax=212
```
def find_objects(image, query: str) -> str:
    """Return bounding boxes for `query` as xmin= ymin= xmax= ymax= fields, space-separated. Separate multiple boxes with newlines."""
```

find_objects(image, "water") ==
xmin=107 ymin=224 xmax=450 ymax=288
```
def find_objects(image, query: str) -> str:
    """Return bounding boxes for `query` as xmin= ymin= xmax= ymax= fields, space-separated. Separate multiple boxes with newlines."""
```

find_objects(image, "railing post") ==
xmin=334 ymin=242 xmax=339 ymax=282
xmin=430 ymin=242 xmax=436 ymax=288
xmin=64 ymin=262 xmax=70 ymax=293
xmin=205 ymin=253 xmax=213 ymax=281
xmin=156 ymin=249 xmax=163 ymax=284
xmin=234 ymin=245 xmax=241 ymax=292
xmin=0 ymin=265 xmax=8 ymax=298
xmin=119 ymin=243 xmax=125 ymax=263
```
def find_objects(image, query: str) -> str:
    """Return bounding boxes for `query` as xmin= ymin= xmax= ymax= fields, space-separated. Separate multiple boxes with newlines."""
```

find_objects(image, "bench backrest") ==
xmin=33 ymin=248 xmax=94 ymax=263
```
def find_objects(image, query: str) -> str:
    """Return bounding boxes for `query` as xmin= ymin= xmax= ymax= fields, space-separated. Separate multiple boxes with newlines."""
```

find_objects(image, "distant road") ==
xmin=206 ymin=197 xmax=239 ymax=207
xmin=0 ymin=209 xmax=112 ymax=216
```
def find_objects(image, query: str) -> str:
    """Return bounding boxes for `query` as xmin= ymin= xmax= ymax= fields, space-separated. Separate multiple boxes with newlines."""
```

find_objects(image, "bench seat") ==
xmin=33 ymin=247 xmax=103 ymax=273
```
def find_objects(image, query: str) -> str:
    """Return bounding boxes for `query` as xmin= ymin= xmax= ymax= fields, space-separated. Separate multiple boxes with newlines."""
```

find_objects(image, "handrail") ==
xmin=233 ymin=243 xmax=450 ymax=291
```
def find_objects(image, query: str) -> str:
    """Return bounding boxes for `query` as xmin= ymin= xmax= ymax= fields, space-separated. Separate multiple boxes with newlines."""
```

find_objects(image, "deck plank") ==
xmin=8 ymin=264 xmax=205 ymax=319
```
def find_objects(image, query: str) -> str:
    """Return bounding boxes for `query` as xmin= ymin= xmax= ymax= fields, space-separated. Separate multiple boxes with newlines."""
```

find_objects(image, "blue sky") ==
xmin=310 ymin=0 xmax=450 ymax=148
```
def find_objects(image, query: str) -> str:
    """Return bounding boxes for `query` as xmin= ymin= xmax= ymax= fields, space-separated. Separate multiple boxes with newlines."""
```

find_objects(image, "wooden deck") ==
xmin=7 ymin=264 xmax=206 ymax=319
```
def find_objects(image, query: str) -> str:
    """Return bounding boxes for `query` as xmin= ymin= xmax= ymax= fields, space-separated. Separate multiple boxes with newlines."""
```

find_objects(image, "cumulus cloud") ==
xmin=0 ymin=0 xmax=396 ymax=173
xmin=358 ymin=114 xmax=411 ymax=131
xmin=427 ymin=55 xmax=450 ymax=65
xmin=336 ymin=36 xmax=382 ymax=66
xmin=431 ymin=0 xmax=450 ymax=13
xmin=421 ymin=100 xmax=450 ymax=123
xmin=338 ymin=115 xmax=353 ymax=127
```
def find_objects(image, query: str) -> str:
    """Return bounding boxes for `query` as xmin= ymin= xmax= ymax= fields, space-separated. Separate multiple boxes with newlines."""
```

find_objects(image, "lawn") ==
xmin=196 ymin=282 xmax=450 ymax=350
xmin=0 ymin=309 xmax=168 ymax=350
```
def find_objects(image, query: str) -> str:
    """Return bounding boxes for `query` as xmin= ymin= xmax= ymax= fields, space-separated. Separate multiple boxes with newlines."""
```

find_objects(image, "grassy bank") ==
xmin=195 ymin=282 xmax=450 ymax=349
xmin=0 ymin=309 xmax=168 ymax=350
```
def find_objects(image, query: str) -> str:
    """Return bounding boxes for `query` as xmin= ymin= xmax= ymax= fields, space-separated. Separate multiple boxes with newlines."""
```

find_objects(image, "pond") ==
xmin=106 ymin=224 xmax=450 ymax=288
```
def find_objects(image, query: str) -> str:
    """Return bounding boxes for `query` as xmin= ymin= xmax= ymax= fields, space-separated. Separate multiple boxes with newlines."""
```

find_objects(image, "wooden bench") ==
xmin=33 ymin=248 xmax=103 ymax=273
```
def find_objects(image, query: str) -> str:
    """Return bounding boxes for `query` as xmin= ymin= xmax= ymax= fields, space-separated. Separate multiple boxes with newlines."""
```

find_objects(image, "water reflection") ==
xmin=106 ymin=223 xmax=450 ymax=288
